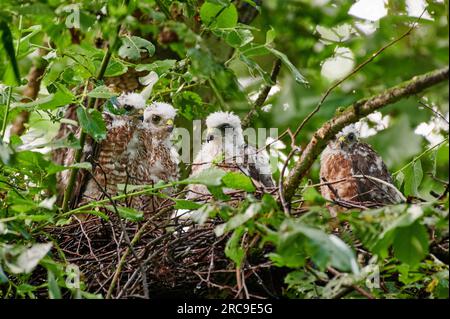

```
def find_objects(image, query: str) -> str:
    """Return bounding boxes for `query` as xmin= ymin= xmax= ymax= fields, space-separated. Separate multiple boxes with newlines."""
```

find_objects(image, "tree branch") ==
xmin=10 ymin=49 xmax=48 ymax=136
xmin=283 ymin=66 xmax=449 ymax=202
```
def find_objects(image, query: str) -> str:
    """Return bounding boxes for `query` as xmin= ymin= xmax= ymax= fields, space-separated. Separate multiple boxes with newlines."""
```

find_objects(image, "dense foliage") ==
xmin=0 ymin=0 xmax=448 ymax=299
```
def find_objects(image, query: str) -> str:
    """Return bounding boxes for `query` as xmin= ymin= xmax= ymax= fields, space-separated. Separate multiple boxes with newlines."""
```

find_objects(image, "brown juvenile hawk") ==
xmin=56 ymin=89 xmax=179 ymax=214
xmin=320 ymin=125 xmax=405 ymax=209
xmin=186 ymin=111 xmax=275 ymax=202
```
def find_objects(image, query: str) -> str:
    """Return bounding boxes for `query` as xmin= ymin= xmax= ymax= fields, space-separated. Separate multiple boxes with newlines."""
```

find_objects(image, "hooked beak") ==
xmin=338 ymin=136 xmax=346 ymax=148
xmin=166 ymin=119 xmax=174 ymax=132
xmin=206 ymin=128 xmax=215 ymax=142
xmin=137 ymin=110 xmax=145 ymax=122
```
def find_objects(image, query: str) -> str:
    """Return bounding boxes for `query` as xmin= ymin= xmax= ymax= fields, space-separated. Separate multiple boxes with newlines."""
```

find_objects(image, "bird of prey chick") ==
xmin=186 ymin=111 xmax=274 ymax=201
xmin=56 ymin=73 xmax=179 ymax=214
xmin=320 ymin=125 xmax=405 ymax=210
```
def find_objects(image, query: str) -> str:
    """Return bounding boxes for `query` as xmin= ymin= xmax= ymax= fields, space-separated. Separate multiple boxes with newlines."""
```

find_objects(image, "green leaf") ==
xmin=87 ymin=86 xmax=116 ymax=99
xmin=302 ymin=187 xmax=326 ymax=205
xmin=367 ymin=115 xmax=422 ymax=168
xmin=270 ymin=220 xmax=359 ymax=273
xmin=200 ymin=2 xmax=238 ymax=29
xmin=136 ymin=60 xmax=176 ymax=75
xmin=76 ymin=107 xmax=107 ymax=142
xmin=266 ymin=27 xmax=276 ymax=44
xmin=206 ymin=0 xmax=231 ymax=5
xmin=239 ymin=54 xmax=273 ymax=84
xmin=225 ymin=227 xmax=246 ymax=267
xmin=184 ymin=167 xmax=226 ymax=187
xmin=187 ymin=48 xmax=221 ymax=78
xmin=395 ymin=171 xmax=405 ymax=189
xmin=266 ymin=47 xmax=308 ymax=85
xmin=105 ymin=205 xmax=144 ymax=222
xmin=47 ymin=270 xmax=62 ymax=299
xmin=1 ymin=243 xmax=53 ymax=274
xmin=118 ymin=36 xmax=155 ymax=61
xmin=225 ymin=29 xmax=254 ymax=48
xmin=14 ymin=83 xmax=74 ymax=110
xmin=215 ymin=203 xmax=261 ymax=236
xmin=404 ymin=160 xmax=423 ymax=197
xmin=371 ymin=205 xmax=424 ymax=258
xmin=222 ymin=172 xmax=256 ymax=192
xmin=173 ymin=91 xmax=204 ymax=120
xmin=75 ymin=210 xmax=110 ymax=221
xmin=173 ymin=199 xmax=203 ymax=210
xmin=0 ymin=21 xmax=20 ymax=85
xmin=103 ymin=60 xmax=128 ymax=77
xmin=207 ymin=185 xmax=231 ymax=201
xmin=393 ymin=221 xmax=429 ymax=266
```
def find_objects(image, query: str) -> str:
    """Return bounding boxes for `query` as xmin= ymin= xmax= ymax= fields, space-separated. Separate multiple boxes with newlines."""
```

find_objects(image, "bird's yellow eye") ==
xmin=152 ymin=115 xmax=161 ymax=124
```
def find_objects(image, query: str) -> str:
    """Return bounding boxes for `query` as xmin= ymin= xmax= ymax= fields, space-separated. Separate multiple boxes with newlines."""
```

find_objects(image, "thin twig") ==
xmin=106 ymin=207 xmax=172 ymax=299
xmin=418 ymin=100 xmax=449 ymax=124
xmin=291 ymin=9 xmax=427 ymax=141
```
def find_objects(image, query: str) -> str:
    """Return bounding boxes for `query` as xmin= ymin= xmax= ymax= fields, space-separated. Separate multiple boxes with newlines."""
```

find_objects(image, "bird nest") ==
xmin=46 ymin=208 xmax=281 ymax=299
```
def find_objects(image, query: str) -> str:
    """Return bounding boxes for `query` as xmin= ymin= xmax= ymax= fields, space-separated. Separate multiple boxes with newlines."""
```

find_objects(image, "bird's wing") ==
xmin=350 ymin=142 xmax=403 ymax=205
xmin=72 ymin=114 xmax=133 ymax=206
xmin=320 ymin=150 xmax=359 ymax=202
xmin=243 ymin=145 xmax=275 ymax=188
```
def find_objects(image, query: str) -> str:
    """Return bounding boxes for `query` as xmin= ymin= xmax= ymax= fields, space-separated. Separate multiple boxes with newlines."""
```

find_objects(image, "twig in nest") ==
xmin=87 ymin=172 xmax=150 ymax=299
xmin=106 ymin=206 xmax=172 ymax=299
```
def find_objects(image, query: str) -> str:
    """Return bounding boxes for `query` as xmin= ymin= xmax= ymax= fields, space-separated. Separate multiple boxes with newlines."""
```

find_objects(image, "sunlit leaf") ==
xmin=0 ymin=20 xmax=20 ymax=85
xmin=105 ymin=205 xmax=144 ymax=222
xmin=118 ymin=36 xmax=155 ymax=61
xmin=222 ymin=171 xmax=256 ymax=192
xmin=87 ymin=85 xmax=116 ymax=99
xmin=200 ymin=2 xmax=238 ymax=28
xmin=1 ymin=243 xmax=52 ymax=274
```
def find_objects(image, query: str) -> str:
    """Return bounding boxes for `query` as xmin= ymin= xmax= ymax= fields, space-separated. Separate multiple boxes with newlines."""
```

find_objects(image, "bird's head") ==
xmin=109 ymin=92 xmax=146 ymax=118
xmin=332 ymin=125 xmax=360 ymax=151
xmin=107 ymin=71 xmax=161 ymax=121
xmin=205 ymin=112 xmax=244 ymax=146
xmin=142 ymin=102 xmax=177 ymax=138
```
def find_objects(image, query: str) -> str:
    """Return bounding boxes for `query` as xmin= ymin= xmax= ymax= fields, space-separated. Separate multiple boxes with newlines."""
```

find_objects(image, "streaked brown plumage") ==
xmin=320 ymin=126 xmax=404 ymax=210
xmin=54 ymin=96 xmax=179 ymax=215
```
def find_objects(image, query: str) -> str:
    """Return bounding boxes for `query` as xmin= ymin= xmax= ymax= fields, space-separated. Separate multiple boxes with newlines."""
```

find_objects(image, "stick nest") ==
xmin=47 ymin=210 xmax=281 ymax=299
